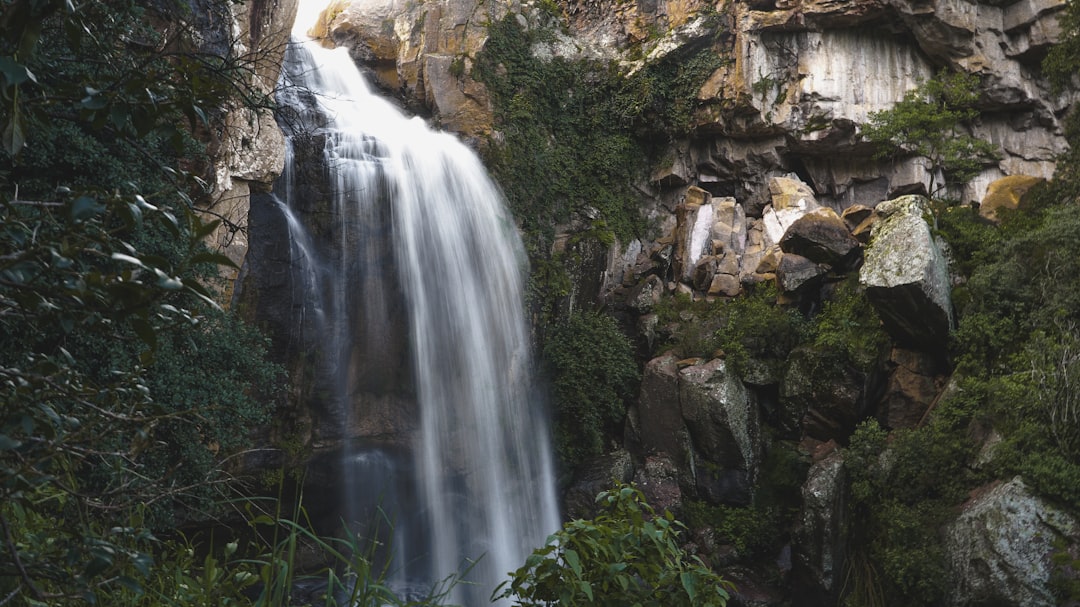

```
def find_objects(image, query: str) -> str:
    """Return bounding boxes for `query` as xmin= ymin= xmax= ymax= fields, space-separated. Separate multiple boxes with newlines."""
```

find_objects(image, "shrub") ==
xmin=543 ymin=311 xmax=640 ymax=470
xmin=496 ymin=484 xmax=734 ymax=607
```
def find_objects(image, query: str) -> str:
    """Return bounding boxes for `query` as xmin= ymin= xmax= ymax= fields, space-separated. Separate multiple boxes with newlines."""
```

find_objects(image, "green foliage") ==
xmin=543 ymin=311 xmax=639 ymax=470
xmin=862 ymin=71 xmax=999 ymax=197
xmin=496 ymin=484 xmax=734 ymax=607
xmin=842 ymin=419 xmax=981 ymax=607
xmin=810 ymin=279 xmax=890 ymax=373
xmin=473 ymin=15 xmax=722 ymax=316
xmin=715 ymin=283 xmax=811 ymax=376
xmin=683 ymin=501 xmax=778 ymax=559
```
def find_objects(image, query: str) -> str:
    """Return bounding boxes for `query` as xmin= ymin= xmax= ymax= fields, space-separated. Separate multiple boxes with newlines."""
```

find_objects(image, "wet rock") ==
xmin=859 ymin=195 xmax=953 ymax=351
xmin=792 ymin=450 xmax=846 ymax=607
xmin=945 ymin=476 xmax=1079 ymax=607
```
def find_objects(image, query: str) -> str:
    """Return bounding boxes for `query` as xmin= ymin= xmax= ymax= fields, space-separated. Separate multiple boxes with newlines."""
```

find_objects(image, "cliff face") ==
xmin=313 ymin=0 xmax=1069 ymax=206
xmin=298 ymin=1 xmax=1080 ymax=605
xmin=196 ymin=0 xmax=299 ymax=291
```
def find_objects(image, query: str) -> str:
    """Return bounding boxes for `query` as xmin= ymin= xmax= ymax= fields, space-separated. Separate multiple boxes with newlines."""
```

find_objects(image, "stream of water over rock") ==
xmin=272 ymin=36 xmax=560 ymax=605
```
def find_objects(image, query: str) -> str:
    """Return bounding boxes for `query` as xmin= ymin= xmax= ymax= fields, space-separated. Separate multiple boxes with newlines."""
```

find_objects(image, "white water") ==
xmin=275 ymin=37 xmax=560 ymax=605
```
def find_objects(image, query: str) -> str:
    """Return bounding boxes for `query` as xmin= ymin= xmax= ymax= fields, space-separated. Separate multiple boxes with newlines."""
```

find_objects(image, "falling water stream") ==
xmin=272 ymin=36 xmax=560 ymax=605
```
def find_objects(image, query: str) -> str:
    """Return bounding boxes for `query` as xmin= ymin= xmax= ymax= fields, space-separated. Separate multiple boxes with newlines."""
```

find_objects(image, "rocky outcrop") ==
xmin=859 ymin=195 xmax=953 ymax=351
xmin=944 ymin=477 xmax=1079 ymax=607
xmin=200 ymin=0 xmax=298 ymax=298
xmin=629 ymin=354 xmax=761 ymax=505
xmin=792 ymin=448 xmax=847 ymax=607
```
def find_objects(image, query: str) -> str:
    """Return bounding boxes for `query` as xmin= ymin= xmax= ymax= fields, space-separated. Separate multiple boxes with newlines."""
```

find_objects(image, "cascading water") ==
xmin=272 ymin=35 xmax=560 ymax=605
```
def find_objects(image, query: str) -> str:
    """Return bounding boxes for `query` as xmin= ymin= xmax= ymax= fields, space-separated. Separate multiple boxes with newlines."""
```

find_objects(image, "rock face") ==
xmin=199 ymin=0 xmax=298 ymax=298
xmin=792 ymin=449 xmax=847 ymax=607
xmin=630 ymin=355 xmax=760 ymax=506
xmin=859 ymin=195 xmax=953 ymax=351
xmin=944 ymin=477 xmax=1079 ymax=607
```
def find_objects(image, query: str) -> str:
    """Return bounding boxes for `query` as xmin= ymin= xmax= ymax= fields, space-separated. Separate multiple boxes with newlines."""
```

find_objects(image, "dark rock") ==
xmin=563 ymin=449 xmax=636 ymax=519
xmin=633 ymin=454 xmax=684 ymax=515
xmin=776 ymin=253 xmax=829 ymax=297
xmin=779 ymin=207 xmax=863 ymax=271
xmin=792 ymin=450 xmax=846 ymax=607
xmin=877 ymin=347 xmax=948 ymax=429
xmin=633 ymin=352 xmax=688 ymax=459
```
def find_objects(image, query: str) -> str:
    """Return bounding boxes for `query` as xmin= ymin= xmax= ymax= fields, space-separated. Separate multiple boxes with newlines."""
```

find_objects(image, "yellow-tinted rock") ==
xmin=980 ymin=175 xmax=1043 ymax=222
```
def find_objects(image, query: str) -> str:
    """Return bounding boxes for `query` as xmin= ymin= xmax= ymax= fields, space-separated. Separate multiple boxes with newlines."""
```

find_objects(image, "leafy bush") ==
xmin=496 ymin=484 xmax=734 ymax=607
xmin=543 ymin=311 xmax=639 ymax=470
xmin=715 ymin=283 xmax=811 ymax=376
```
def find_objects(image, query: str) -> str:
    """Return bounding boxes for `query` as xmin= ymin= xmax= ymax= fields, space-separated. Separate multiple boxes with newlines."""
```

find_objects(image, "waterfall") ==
xmin=272 ymin=37 xmax=560 ymax=605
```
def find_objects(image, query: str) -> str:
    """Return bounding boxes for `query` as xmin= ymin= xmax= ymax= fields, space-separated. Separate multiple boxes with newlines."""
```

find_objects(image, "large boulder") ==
xmin=944 ymin=477 xmax=1079 ymax=607
xmin=859 ymin=195 xmax=953 ymax=351
xmin=679 ymin=358 xmax=760 ymax=505
xmin=631 ymin=352 xmax=687 ymax=460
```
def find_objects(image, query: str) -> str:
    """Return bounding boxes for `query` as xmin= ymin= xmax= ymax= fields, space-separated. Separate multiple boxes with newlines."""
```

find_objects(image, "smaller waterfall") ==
xmin=272 ymin=37 xmax=560 ymax=605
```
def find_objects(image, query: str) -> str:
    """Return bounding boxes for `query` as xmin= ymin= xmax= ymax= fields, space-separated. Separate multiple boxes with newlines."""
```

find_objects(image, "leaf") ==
xmin=131 ymin=317 xmax=157 ymax=351
xmin=190 ymin=251 xmax=238 ymax=269
xmin=680 ymin=571 xmax=697 ymax=602
xmin=0 ymin=58 xmax=37 ymax=86
xmin=70 ymin=195 xmax=105 ymax=222
xmin=2 ymin=108 xmax=25 ymax=156
xmin=0 ymin=434 xmax=22 ymax=450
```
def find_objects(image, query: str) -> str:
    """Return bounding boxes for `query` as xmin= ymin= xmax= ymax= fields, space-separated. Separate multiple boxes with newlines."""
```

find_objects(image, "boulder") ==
xmin=634 ymin=453 xmax=684 ymax=515
xmin=679 ymin=359 xmax=760 ymax=503
xmin=779 ymin=207 xmax=863 ymax=271
xmin=769 ymin=175 xmax=820 ymax=211
xmin=776 ymin=253 xmax=828 ymax=298
xmin=627 ymin=274 xmax=665 ymax=313
xmin=633 ymin=352 xmax=688 ymax=459
xmin=944 ymin=477 xmax=1079 ymax=607
xmin=859 ymin=195 xmax=953 ymax=351
xmin=674 ymin=188 xmax=716 ymax=280
xmin=792 ymin=450 xmax=847 ymax=607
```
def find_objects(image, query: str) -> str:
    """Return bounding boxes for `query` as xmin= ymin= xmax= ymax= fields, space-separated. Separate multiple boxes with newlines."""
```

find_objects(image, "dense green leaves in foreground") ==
xmin=0 ymin=0 xmax=290 ymax=603
xmin=497 ymin=484 xmax=734 ymax=607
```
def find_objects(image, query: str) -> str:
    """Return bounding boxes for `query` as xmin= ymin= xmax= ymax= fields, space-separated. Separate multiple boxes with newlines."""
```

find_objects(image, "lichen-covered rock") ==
xmin=944 ymin=476 xmax=1079 ymax=607
xmin=859 ymin=195 xmax=953 ymax=351
xmin=779 ymin=207 xmax=862 ymax=271
xmin=792 ymin=449 xmax=846 ymax=607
